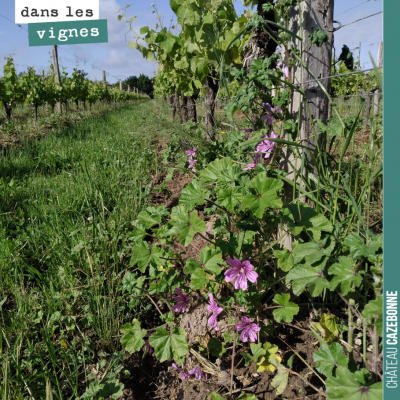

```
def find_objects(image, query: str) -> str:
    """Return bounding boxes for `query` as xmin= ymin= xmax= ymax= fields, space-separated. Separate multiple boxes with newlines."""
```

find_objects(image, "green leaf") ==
xmin=200 ymin=157 xmax=242 ymax=184
xmin=313 ymin=341 xmax=349 ymax=377
xmin=343 ymin=233 xmax=382 ymax=260
xmin=311 ymin=313 xmax=339 ymax=343
xmin=257 ymin=343 xmax=282 ymax=372
xmin=129 ymin=224 xmax=147 ymax=241
xmin=237 ymin=393 xmax=258 ymax=400
xmin=98 ymin=379 xmax=124 ymax=399
xmin=217 ymin=187 xmax=243 ymax=212
xmin=179 ymin=180 xmax=209 ymax=209
xmin=242 ymin=173 xmax=283 ymax=218
xmin=274 ymin=248 xmax=294 ymax=272
xmin=273 ymin=294 xmax=299 ymax=323
xmin=326 ymin=367 xmax=382 ymax=400
xmin=308 ymin=27 xmax=329 ymax=47
xmin=292 ymin=238 xmax=334 ymax=265
xmin=120 ymin=320 xmax=147 ymax=354
xmin=199 ymin=246 xmax=223 ymax=275
xmin=130 ymin=242 xmax=164 ymax=273
xmin=190 ymin=268 xmax=208 ymax=290
xmin=122 ymin=272 xmax=146 ymax=296
xmin=208 ymin=338 xmax=226 ymax=357
xmin=137 ymin=209 xmax=161 ymax=229
xmin=81 ymin=381 xmax=104 ymax=399
xmin=128 ymin=41 xmax=138 ymax=49
xmin=328 ymin=256 xmax=363 ymax=296
xmin=362 ymin=296 xmax=383 ymax=337
xmin=183 ymin=258 xmax=201 ymax=274
xmin=286 ymin=264 xmax=330 ymax=297
xmin=159 ymin=36 xmax=177 ymax=53
xmin=140 ymin=26 xmax=149 ymax=35
xmin=164 ymin=206 xmax=206 ymax=246
xmin=149 ymin=326 xmax=189 ymax=362
xmin=211 ymin=393 xmax=226 ymax=400
xmin=282 ymin=203 xmax=333 ymax=240
xmin=270 ymin=359 xmax=289 ymax=395
xmin=242 ymin=343 xmax=266 ymax=366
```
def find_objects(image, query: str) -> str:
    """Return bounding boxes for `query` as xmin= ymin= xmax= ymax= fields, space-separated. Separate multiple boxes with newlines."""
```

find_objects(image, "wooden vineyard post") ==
xmin=119 ymin=79 xmax=122 ymax=90
xmin=102 ymin=70 xmax=106 ymax=84
xmin=51 ymin=45 xmax=62 ymax=113
xmin=128 ymin=85 xmax=130 ymax=92
xmin=279 ymin=0 xmax=334 ymax=249
xmin=373 ymin=41 xmax=383 ymax=116
xmin=42 ymin=70 xmax=45 ymax=81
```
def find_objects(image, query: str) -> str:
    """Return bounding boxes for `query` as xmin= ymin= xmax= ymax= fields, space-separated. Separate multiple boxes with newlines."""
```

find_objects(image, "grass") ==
xmin=0 ymin=100 xmax=177 ymax=399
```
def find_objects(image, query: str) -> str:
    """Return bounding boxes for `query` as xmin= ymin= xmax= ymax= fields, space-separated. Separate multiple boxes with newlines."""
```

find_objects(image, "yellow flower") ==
xmin=158 ymin=265 xmax=164 ymax=271
xmin=220 ymin=131 xmax=226 ymax=134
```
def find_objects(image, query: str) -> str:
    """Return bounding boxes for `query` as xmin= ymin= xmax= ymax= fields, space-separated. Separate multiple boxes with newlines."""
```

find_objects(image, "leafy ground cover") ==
xmin=0 ymin=93 xmax=383 ymax=400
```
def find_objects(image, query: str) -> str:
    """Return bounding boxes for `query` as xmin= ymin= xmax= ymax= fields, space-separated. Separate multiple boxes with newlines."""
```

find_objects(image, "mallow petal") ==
xmin=224 ymin=268 xmax=240 ymax=282
xmin=226 ymin=258 xmax=242 ymax=269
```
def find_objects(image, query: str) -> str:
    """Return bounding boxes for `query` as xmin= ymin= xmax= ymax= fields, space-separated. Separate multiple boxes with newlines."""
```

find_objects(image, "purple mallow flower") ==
xmin=189 ymin=366 xmax=207 ymax=380
xmin=242 ymin=162 xmax=256 ymax=171
xmin=261 ymin=103 xmax=282 ymax=126
xmin=188 ymin=156 xmax=197 ymax=172
xmin=172 ymin=363 xmax=188 ymax=380
xmin=237 ymin=317 xmax=261 ymax=343
xmin=255 ymin=131 xmax=278 ymax=159
xmin=224 ymin=258 xmax=258 ymax=291
xmin=185 ymin=147 xmax=196 ymax=157
xmin=207 ymin=294 xmax=223 ymax=331
xmin=172 ymin=287 xmax=189 ymax=313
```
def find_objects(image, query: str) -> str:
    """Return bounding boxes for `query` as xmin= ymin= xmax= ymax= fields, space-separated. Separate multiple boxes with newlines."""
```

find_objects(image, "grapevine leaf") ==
xmin=326 ymin=367 xmax=382 ymax=400
xmin=308 ymin=27 xmax=329 ymax=47
xmin=273 ymin=293 xmax=299 ymax=323
xmin=98 ymin=379 xmax=124 ymax=399
xmin=208 ymin=338 xmax=226 ymax=357
xmin=149 ymin=326 xmax=189 ymax=363
xmin=274 ymin=248 xmax=294 ymax=272
xmin=328 ymin=256 xmax=363 ymax=296
xmin=313 ymin=341 xmax=349 ymax=376
xmin=200 ymin=157 xmax=242 ymax=184
xmin=190 ymin=268 xmax=208 ymax=290
xmin=286 ymin=264 xmax=330 ymax=297
xmin=164 ymin=206 xmax=206 ymax=246
xmin=282 ymin=203 xmax=333 ymax=240
xmin=120 ymin=320 xmax=147 ymax=354
xmin=217 ymin=187 xmax=243 ymax=212
xmin=199 ymin=246 xmax=223 ymax=275
xmin=179 ymin=180 xmax=209 ymax=209
xmin=242 ymin=173 xmax=283 ymax=218
xmin=362 ymin=296 xmax=383 ymax=336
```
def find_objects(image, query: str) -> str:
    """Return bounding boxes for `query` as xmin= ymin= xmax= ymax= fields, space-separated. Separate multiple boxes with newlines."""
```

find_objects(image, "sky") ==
xmin=0 ymin=0 xmax=383 ymax=83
